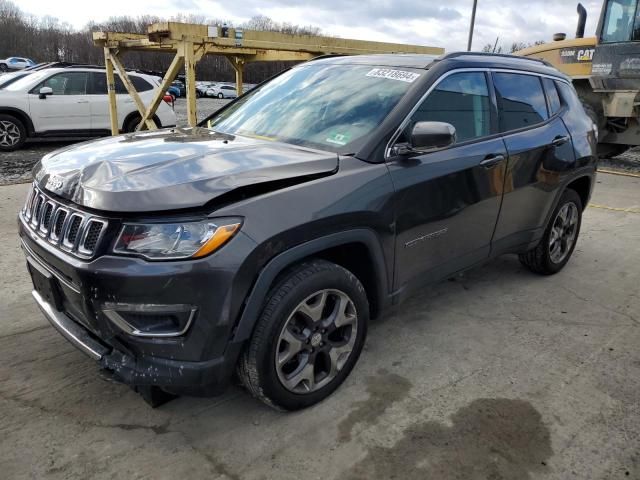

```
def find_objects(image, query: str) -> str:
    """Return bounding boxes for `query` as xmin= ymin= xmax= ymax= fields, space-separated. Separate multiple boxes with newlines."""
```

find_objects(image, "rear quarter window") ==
xmin=493 ymin=73 xmax=548 ymax=132
xmin=542 ymin=77 xmax=562 ymax=116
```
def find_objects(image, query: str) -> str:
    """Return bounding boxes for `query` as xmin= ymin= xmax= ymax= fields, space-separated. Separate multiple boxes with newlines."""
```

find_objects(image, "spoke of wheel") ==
xmin=567 ymin=205 xmax=578 ymax=227
xmin=284 ymin=361 xmax=315 ymax=392
xmin=328 ymin=344 xmax=352 ymax=376
xmin=333 ymin=294 xmax=356 ymax=328
xmin=298 ymin=291 xmax=328 ymax=322
xmin=557 ymin=205 xmax=569 ymax=226
xmin=278 ymin=327 xmax=305 ymax=366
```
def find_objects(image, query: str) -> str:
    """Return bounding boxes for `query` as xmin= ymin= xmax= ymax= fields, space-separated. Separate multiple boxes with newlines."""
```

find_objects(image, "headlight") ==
xmin=113 ymin=218 xmax=242 ymax=260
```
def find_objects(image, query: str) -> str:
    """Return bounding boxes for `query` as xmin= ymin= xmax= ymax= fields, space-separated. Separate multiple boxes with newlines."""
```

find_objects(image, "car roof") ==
xmin=307 ymin=52 xmax=568 ymax=80
xmin=309 ymin=54 xmax=439 ymax=69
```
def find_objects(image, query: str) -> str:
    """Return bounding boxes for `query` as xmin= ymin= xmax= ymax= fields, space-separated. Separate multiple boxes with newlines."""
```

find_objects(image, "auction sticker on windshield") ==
xmin=326 ymin=131 xmax=352 ymax=146
xmin=366 ymin=68 xmax=420 ymax=83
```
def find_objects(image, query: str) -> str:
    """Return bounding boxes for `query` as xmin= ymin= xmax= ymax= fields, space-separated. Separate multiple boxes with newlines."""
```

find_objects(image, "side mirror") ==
xmin=38 ymin=86 xmax=53 ymax=99
xmin=396 ymin=121 xmax=456 ymax=155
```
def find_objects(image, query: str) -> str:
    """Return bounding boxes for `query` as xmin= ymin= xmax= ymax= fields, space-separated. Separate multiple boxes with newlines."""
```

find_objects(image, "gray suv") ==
xmin=19 ymin=53 xmax=597 ymax=409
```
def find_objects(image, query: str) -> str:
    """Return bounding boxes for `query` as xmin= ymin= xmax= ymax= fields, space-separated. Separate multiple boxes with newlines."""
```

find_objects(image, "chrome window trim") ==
xmin=384 ymin=67 xmax=573 ymax=159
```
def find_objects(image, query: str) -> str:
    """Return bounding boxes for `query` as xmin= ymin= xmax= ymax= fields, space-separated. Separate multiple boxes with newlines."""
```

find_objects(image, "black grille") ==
xmin=32 ymin=196 xmax=44 ymax=224
xmin=41 ymin=203 xmax=54 ymax=230
xmin=53 ymin=210 xmax=67 ymax=238
xmin=22 ymin=184 xmax=108 ymax=258
xmin=83 ymin=221 xmax=103 ymax=251
xmin=67 ymin=216 xmax=82 ymax=244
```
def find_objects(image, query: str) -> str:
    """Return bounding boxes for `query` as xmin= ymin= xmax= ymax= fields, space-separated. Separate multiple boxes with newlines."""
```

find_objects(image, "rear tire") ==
xmin=0 ymin=114 xmax=27 ymax=152
xmin=519 ymin=189 xmax=582 ymax=275
xmin=238 ymin=259 xmax=368 ymax=411
xmin=124 ymin=115 xmax=141 ymax=133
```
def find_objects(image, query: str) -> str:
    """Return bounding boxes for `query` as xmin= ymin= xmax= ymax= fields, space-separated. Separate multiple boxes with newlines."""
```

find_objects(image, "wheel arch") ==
xmin=232 ymin=229 xmax=391 ymax=343
xmin=0 ymin=107 xmax=34 ymax=135
xmin=565 ymin=175 xmax=592 ymax=211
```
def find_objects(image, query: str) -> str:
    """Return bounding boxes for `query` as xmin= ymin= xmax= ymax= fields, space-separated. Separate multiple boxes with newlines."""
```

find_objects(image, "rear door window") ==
xmin=493 ymin=73 xmax=548 ymax=132
xmin=131 ymin=76 xmax=153 ymax=92
xmin=88 ymin=72 xmax=128 ymax=94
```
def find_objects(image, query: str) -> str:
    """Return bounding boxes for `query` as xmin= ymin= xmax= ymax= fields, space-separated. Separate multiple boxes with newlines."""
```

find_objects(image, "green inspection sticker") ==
xmin=325 ymin=131 xmax=351 ymax=146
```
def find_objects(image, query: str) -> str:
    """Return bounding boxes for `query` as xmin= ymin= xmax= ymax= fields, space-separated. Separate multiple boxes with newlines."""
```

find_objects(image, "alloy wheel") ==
xmin=549 ymin=202 xmax=579 ymax=263
xmin=275 ymin=289 xmax=358 ymax=394
xmin=0 ymin=120 xmax=21 ymax=147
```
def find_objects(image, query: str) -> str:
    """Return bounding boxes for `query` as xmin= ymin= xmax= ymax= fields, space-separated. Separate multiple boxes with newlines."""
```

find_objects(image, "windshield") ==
xmin=601 ymin=0 xmax=640 ymax=42
xmin=206 ymin=64 xmax=422 ymax=153
xmin=3 ymin=69 xmax=51 ymax=92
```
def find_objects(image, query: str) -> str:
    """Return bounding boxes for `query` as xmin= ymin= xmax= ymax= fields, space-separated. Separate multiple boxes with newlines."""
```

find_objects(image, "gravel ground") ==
xmin=0 ymin=98 xmax=639 ymax=185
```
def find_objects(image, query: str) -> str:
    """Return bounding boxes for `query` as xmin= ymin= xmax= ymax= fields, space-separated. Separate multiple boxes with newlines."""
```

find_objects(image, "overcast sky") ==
xmin=18 ymin=0 xmax=603 ymax=51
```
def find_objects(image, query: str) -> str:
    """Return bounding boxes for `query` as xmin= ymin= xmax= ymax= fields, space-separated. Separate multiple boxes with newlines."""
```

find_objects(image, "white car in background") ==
xmin=0 ymin=57 xmax=36 ymax=72
xmin=0 ymin=66 xmax=176 ymax=151
xmin=206 ymin=84 xmax=238 ymax=99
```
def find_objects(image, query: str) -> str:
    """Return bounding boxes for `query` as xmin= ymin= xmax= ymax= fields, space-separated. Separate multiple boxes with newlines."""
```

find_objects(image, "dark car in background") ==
xmin=19 ymin=53 xmax=597 ymax=409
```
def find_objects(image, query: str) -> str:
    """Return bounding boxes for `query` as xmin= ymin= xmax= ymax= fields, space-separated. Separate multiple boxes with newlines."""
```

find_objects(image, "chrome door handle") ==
xmin=551 ymin=135 xmax=570 ymax=147
xmin=76 ymin=100 xmax=89 ymax=104
xmin=479 ymin=154 xmax=505 ymax=168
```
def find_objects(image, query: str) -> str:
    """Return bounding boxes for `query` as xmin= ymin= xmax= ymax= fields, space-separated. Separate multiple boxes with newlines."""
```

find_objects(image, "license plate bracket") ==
xmin=27 ymin=257 xmax=63 ymax=311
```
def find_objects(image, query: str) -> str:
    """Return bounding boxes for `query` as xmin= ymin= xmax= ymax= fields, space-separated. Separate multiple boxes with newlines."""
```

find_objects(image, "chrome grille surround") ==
xmin=21 ymin=184 xmax=109 ymax=258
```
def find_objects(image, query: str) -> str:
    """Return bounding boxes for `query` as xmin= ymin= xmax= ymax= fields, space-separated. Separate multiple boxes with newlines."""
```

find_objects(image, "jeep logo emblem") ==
xmin=45 ymin=175 xmax=64 ymax=192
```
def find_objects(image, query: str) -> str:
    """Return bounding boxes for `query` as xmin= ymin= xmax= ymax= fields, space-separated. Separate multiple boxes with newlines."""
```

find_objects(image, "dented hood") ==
xmin=33 ymin=127 xmax=338 ymax=213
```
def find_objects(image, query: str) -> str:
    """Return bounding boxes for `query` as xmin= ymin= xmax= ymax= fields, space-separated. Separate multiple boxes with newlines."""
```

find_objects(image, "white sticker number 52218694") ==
xmin=366 ymin=68 xmax=420 ymax=83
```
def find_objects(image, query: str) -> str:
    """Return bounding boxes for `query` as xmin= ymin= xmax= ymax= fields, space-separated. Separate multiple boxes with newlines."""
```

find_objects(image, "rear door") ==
xmin=88 ymin=72 xmax=150 ymax=132
xmin=28 ymin=71 xmax=91 ymax=133
xmin=387 ymin=71 xmax=507 ymax=291
xmin=490 ymin=72 xmax=576 ymax=252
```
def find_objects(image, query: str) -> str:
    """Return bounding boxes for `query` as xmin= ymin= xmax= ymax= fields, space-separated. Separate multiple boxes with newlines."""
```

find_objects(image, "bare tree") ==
xmin=0 ymin=2 xmax=318 ymax=83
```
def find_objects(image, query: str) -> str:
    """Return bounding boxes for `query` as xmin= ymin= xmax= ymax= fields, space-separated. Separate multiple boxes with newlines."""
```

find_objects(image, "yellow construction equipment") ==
xmin=93 ymin=23 xmax=443 ymax=135
xmin=517 ymin=1 xmax=640 ymax=158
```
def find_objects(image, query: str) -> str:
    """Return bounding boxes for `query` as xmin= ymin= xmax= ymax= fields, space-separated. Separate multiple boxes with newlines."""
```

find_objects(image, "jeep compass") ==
xmin=19 ymin=53 xmax=597 ymax=409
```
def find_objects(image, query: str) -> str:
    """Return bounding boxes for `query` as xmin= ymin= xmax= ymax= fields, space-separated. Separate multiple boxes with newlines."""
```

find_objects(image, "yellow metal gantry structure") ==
xmin=93 ymin=23 xmax=444 ymax=134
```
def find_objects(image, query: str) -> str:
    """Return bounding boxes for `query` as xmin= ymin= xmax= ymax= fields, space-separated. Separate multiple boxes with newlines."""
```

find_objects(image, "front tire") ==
xmin=0 ymin=64 xmax=7 ymax=72
xmin=217 ymin=93 xmax=224 ymax=99
xmin=519 ymin=189 xmax=582 ymax=275
xmin=238 ymin=259 xmax=369 ymax=410
xmin=0 ymin=114 xmax=27 ymax=151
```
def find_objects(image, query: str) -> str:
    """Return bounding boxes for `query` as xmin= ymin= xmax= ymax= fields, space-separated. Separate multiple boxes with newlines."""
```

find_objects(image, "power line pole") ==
xmin=467 ymin=0 xmax=478 ymax=51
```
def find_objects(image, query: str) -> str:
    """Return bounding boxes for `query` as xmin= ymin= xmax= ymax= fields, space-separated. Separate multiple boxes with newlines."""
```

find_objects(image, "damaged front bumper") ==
xmin=31 ymin=288 xmax=242 ymax=396
xmin=19 ymin=214 xmax=256 ymax=399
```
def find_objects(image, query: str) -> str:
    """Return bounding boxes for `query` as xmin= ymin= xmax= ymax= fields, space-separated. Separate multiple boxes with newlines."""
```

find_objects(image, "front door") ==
xmin=28 ymin=71 xmax=90 ymax=133
xmin=387 ymin=71 xmax=507 ymax=292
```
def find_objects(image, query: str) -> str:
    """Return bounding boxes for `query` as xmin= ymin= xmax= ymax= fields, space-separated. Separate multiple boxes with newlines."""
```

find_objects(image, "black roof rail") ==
xmin=441 ymin=51 xmax=554 ymax=68
xmin=307 ymin=54 xmax=347 ymax=62
xmin=64 ymin=63 xmax=107 ymax=70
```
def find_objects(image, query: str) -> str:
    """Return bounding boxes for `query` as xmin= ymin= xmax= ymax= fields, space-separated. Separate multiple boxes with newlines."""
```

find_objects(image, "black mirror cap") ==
xmin=410 ymin=121 xmax=456 ymax=151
